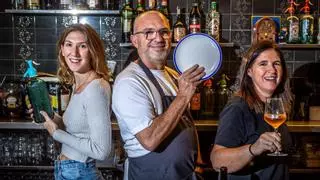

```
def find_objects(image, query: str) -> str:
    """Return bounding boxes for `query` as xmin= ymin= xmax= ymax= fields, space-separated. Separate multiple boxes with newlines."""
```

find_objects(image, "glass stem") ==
xmin=274 ymin=128 xmax=280 ymax=154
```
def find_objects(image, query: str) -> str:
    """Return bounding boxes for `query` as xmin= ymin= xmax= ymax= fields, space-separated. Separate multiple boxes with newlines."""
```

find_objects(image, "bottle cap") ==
xmin=23 ymin=60 xmax=38 ymax=78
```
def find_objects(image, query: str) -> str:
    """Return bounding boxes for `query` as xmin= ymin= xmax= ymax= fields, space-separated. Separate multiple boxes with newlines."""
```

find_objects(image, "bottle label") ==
xmin=6 ymin=96 xmax=17 ymax=109
xmin=174 ymin=27 xmax=186 ymax=42
xmin=50 ymin=95 xmax=59 ymax=111
xmin=288 ymin=20 xmax=299 ymax=42
xmin=123 ymin=19 xmax=132 ymax=33
xmin=191 ymin=93 xmax=201 ymax=110
xmin=208 ymin=20 xmax=220 ymax=41
xmin=189 ymin=24 xmax=201 ymax=33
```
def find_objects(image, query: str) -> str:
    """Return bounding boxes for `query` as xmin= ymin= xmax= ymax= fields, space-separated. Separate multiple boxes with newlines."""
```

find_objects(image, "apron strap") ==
xmin=137 ymin=60 xmax=171 ymax=109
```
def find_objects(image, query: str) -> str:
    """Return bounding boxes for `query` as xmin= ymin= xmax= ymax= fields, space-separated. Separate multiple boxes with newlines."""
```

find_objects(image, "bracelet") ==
xmin=249 ymin=144 xmax=256 ymax=157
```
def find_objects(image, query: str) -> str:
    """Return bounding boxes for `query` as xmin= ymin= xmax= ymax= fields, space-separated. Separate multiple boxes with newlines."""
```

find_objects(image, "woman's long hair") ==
xmin=232 ymin=41 xmax=293 ymax=115
xmin=56 ymin=24 xmax=109 ymax=86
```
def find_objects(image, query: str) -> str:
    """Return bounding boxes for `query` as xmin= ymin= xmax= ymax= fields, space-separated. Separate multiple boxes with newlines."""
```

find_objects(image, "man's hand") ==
xmin=177 ymin=64 xmax=205 ymax=102
xmin=41 ymin=111 xmax=58 ymax=136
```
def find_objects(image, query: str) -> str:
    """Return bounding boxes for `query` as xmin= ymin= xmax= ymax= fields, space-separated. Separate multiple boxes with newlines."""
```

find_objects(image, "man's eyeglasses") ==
xmin=133 ymin=28 xmax=171 ymax=40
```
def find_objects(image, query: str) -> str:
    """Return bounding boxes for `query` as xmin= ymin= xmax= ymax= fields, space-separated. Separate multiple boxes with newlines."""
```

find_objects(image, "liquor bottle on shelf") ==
xmin=147 ymin=0 xmax=156 ymax=10
xmin=216 ymin=74 xmax=230 ymax=115
xmin=44 ymin=0 xmax=55 ymax=9
xmin=73 ymin=0 xmax=89 ymax=10
xmin=284 ymin=0 xmax=300 ymax=43
xmin=189 ymin=2 xmax=202 ymax=34
xmin=121 ymin=0 xmax=134 ymax=43
xmin=103 ymin=0 xmax=118 ymax=10
xmin=136 ymin=0 xmax=145 ymax=16
xmin=300 ymin=0 xmax=314 ymax=44
xmin=173 ymin=6 xmax=187 ymax=43
xmin=219 ymin=166 xmax=228 ymax=180
xmin=207 ymin=1 xmax=220 ymax=41
xmin=87 ymin=0 xmax=101 ymax=10
xmin=26 ymin=0 xmax=40 ymax=9
xmin=159 ymin=0 xmax=169 ymax=19
xmin=59 ymin=0 xmax=72 ymax=10
xmin=12 ymin=0 xmax=25 ymax=9
xmin=201 ymin=78 xmax=215 ymax=119
xmin=190 ymin=87 xmax=201 ymax=120
xmin=317 ymin=17 xmax=320 ymax=44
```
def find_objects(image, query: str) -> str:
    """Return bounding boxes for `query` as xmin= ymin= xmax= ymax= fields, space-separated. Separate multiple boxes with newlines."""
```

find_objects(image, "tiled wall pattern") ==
xmin=0 ymin=0 xmax=320 ymax=114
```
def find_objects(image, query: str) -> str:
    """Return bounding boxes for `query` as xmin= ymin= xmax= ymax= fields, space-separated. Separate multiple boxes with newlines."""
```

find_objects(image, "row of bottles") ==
xmin=121 ymin=0 xmax=221 ymax=43
xmin=282 ymin=0 xmax=318 ymax=44
xmin=11 ymin=0 xmax=119 ymax=10
xmin=190 ymin=74 xmax=230 ymax=120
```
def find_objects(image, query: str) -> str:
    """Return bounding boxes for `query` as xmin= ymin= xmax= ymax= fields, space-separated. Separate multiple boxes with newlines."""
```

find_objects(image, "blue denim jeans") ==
xmin=54 ymin=160 xmax=104 ymax=180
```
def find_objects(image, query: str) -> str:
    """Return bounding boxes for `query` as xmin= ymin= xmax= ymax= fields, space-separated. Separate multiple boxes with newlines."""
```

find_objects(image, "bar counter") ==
xmin=1 ymin=118 xmax=320 ymax=133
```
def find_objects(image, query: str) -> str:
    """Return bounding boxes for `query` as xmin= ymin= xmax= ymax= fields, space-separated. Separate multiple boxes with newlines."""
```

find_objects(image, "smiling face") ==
xmin=61 ymin=31 xmax=92 ymax=74
xmin=131 ymin=11 xmax=171 ymax=69
xmin=247 ymin=48 xmax=283 ymax=101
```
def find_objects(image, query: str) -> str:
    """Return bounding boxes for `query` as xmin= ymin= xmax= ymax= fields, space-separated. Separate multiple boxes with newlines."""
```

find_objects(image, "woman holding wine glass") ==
xmin=210 ymin=41 xmax=293 ymax=179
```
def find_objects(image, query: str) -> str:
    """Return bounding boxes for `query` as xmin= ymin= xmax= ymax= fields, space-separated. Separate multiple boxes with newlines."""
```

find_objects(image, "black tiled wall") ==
xmin=0 ymin=0 xmax=320 ymax=110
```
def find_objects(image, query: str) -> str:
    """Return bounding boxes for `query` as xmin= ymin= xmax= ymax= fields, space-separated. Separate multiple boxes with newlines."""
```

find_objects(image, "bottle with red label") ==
xmin=173 ymin=6 xmax=187 ymax=43
xmin=190 ymin=87 xmax=201 ymax=120
xmin=189 ymin=2 xmax=201 ymax=34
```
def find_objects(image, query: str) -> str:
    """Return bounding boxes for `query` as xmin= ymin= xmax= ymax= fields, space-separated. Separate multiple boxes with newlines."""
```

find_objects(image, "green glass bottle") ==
xmin=207 ymin=1 xmax=220 ymax=42
xmin=23 ymin=60 xmax=54 ymax=123
xmin=136 ymin=0 xmax=145 ymax=16
xmin=121 ymin=0 xmax=134 ymax=43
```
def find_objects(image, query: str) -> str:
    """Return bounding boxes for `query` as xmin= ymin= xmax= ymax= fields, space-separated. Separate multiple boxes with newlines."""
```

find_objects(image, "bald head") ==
xmin=133 ymin=11 xmax=170 ymax=33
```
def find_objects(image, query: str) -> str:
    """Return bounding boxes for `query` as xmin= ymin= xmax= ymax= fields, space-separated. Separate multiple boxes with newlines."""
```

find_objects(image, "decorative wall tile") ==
xmin=15 ymin=28 xmax=34 ymax=44
xmin=57 ymin=16 xmax=78 ymax=28
xmin=231 ymin=30 xmax=251 ymax=46
xmin=17 ymin=44 xmax=34 ymax=60
xmin=231 ymin=0 xmax=252 ymax=14
xmin=102 ymin=16 xmax=121 ymax=29
xmin=14 ymin=16 xmax=33 ymax=28
xmin=231 ymin=15 xmax=251 ymax=30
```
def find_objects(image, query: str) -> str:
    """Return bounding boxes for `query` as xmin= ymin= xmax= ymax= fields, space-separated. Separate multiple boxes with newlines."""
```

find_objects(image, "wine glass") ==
xmin=264 ymin=97 xmax=288 ymax=156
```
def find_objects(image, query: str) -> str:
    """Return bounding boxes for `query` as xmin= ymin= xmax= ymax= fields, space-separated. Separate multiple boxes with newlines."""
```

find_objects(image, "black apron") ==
xmin=127 ymin=60 xmax=198 ymax=180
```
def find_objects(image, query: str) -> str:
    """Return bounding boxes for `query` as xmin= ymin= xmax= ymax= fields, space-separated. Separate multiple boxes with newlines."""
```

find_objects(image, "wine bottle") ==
xmin=173 ymin=6 xmax=187 ymax=43
xmin=189 ymin=2 xmax=201 ymax=34
xmin=121 ymin=0 xmax=134 ymax=43
xmin=136 ymin=0 xmax=145 ymax=16
xmin=207 ymin=1 xmax=220 ymax=41
xmin=190 ymin=87 xmax=201 ymax=120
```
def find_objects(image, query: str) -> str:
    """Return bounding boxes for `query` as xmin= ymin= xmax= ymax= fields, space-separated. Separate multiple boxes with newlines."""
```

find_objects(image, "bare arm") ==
xmin=136 ymin=65 xmax=205 ymax=151
xmin=211 ymin=132 xmax=282 ymax=173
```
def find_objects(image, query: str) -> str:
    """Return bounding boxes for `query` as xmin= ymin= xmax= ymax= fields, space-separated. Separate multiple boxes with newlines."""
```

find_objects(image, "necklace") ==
xmin=74 ymin=71 xmax=96 ymax=94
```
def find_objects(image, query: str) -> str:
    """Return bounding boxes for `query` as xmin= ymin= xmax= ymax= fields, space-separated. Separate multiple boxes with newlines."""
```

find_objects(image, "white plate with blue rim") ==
xmin=173 ymin=33 xmax=222 ymax=80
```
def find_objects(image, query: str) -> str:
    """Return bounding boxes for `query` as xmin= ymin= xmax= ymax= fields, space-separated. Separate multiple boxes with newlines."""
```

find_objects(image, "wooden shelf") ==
xmin=5 ymin=9 xmax=120 ymax=15
xmin=120 ymin=42 xmax=235 ymax=48
xmin=277 ymin=43 xmax=320 ymax=49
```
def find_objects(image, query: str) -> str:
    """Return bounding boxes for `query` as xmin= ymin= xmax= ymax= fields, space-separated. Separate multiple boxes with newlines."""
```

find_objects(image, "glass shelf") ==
xmin=120 ymin=42 xmax=234 ymax=48
xmin=5 ymin=9 xmax=120 ymax=15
